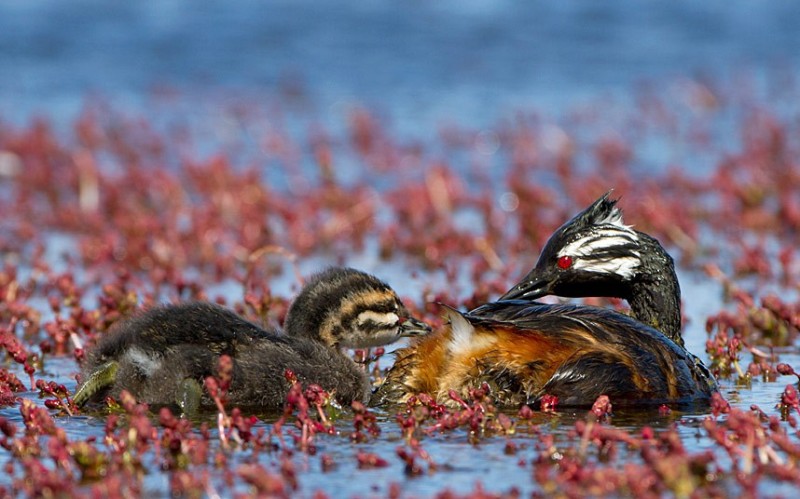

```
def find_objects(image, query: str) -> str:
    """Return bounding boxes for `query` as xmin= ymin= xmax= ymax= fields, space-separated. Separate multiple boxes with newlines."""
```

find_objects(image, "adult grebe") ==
xmin=371 ymin=196 xmax=717 ymax=408
xmin=372 ymin=302 xmax=716 ymax=407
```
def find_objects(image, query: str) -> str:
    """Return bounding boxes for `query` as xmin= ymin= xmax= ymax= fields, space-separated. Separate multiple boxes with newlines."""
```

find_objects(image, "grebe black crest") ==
xmin=500 ymin=192 xmax=683 ymax=346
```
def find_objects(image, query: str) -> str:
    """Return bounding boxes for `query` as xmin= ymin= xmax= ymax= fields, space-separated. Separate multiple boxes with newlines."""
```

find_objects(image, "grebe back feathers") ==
xmin=372 ymin=300 xmax=716 ymax=408
xmin=372 ymin=196 xmax=716 ymax=408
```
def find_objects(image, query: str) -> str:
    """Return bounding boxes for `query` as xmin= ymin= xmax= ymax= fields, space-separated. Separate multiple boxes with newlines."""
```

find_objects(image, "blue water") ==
xmin=2 ymin=0 xmax=800 ymax=132
xmin=3 ymin=1 xmax=800 ymax=496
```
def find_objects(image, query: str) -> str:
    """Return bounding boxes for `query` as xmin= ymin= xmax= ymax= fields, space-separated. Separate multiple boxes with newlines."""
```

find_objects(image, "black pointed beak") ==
xmin=399 ymin=316 xmax=431 ymax=337
xmin=499 ymin=275 xmax=552 ymax=301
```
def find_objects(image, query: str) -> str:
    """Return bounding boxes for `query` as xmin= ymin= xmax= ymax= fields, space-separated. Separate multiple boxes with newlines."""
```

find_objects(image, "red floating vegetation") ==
xmin=0 ymin=73 xmax=799 ymax=495
xmin=540 ymin=394 xmax=559 ymax=413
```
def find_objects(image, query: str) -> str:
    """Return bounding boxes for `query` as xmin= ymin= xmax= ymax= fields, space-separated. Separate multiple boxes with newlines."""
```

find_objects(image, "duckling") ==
xmin=372 ymin=302 xmax=716 ymax=408
xmin=371 ymin=195 xmax=717 ymax=408
xmin=73 ymin=267 xmax=430 ymax=413
xmin=498 ymin=192 xmax=683 ymax=345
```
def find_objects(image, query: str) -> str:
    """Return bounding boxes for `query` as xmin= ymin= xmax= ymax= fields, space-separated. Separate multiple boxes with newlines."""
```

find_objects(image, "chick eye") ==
xmin=557 ymin=256 xmax=573 ymax=269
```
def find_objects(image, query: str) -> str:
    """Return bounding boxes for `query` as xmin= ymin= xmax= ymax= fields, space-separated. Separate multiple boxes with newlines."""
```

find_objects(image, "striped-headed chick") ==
xmin=73 ymin=267 xmax=430 ymax=413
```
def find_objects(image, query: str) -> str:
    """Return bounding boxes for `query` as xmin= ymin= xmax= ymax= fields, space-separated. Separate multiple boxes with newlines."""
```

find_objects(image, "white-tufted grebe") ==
xmin=371 ymin=195 xmax=717 ymax=408
xmin=499 ymin=192 xmax=683 ymax=346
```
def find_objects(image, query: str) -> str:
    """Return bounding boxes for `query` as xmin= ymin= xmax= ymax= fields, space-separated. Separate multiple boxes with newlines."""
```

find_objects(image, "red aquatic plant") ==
xmin=350 ymin=400 xmax=380 ymax=443
xmin=1 ymin=72 xmax=800 ymax=496
xmin=355 ymin=450 xmax=389 ymax=469
xmin=268 ymin=370 xmax=336 ymax=454
xmin=35 ymin=379 xmax=74 ymax=416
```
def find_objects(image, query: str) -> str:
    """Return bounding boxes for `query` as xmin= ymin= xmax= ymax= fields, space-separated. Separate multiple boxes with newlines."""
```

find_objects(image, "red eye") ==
xmin=557 ymin=256 xmax=573 ymax=269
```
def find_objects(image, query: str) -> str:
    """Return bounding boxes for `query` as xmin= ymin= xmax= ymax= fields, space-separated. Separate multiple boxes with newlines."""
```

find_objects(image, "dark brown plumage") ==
xmin=74 ymin=267 xmax=429 ymax=413
xmin=371 ymin=195 xmax=717 ymax=408
xmin=372 ymin=302 xmax=716 ymax=408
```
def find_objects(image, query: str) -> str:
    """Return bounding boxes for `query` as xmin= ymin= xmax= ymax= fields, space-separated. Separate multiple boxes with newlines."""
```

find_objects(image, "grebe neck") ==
xmin=625 ymin=233 xmax=683 ymax=346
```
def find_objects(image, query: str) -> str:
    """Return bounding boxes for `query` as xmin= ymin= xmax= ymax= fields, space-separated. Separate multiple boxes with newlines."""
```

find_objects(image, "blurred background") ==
xmin=3 ymin=0 xmax=800 ymax=133
xmin=1 ymin=4 xmax=800 ymax=496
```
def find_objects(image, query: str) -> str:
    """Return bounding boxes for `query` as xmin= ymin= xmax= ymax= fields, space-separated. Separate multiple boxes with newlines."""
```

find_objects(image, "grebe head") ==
xmin=499 ymin=193 xmax=684 ymax=345
xmin=285 ymin=267 xmax=430 ymax=349
xmin=501 ymin=193 xmax=644 ymax=301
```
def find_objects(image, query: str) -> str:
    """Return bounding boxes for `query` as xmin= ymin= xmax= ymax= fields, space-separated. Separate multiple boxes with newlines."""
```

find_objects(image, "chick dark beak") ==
xmin=498 ymin=275 xmax=552 ymax=301
xmin=399 ymin=317 xmax=431 ymax=337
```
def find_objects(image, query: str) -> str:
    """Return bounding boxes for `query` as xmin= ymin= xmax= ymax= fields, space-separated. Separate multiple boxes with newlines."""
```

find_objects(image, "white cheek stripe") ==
xmin=557 ymin=228 xmax=638 ymax=257
xmin=353 ymin=329 xmax=402 ymax=347
xmin=555 ymin=224 xmax=641 ymax=279
xmin=356 ymin=310 xmax=400 ymax=328
xmin=558 ymin=235 xmax=638 ymax=257
xmin=572 ymin=255 xmax=640 ymax=279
